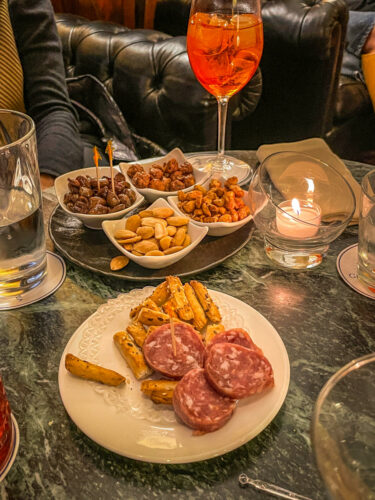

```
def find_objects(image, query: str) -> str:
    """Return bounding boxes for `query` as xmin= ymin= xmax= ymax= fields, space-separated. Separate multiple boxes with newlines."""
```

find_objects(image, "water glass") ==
xmin=358 ymin=169 xmax=375 ymax=289
xmin=0 ymin=376 xmax=13 ymax=470
xmin=312 ymin=354 xmax=375 ymax=500
xmin=0 ymin=109 xmax=47 ymax=299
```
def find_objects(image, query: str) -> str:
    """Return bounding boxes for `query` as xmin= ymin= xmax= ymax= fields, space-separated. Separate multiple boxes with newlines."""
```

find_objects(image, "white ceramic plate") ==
xmin=102 ymin=198 xmax=208 ymax=269
xmin=54 ymin=167 xmax=144 ymax=230
xmin=168 ymin=191 xmax=253 ymax=237
xmin=58 ymin=288 xmax=290 ymax=464
xmin=119 ymin=148 xmax=211 ymax=203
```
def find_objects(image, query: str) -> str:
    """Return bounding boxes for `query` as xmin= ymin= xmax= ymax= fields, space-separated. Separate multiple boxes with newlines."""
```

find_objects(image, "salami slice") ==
xmin=207 ymin=328 xmax=263 ymax=356
xmin=143 ymin=322 xmax=205 ymax=379
xmin=205 ymin=343 xmax=274 ymax=399
xmin=173 ymin=368 xmax=236 ymax=432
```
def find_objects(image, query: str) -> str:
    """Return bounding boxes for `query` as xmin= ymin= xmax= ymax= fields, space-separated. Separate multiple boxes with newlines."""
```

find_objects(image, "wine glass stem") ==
xmin=217 ymin=96 xmax=229 ymax=160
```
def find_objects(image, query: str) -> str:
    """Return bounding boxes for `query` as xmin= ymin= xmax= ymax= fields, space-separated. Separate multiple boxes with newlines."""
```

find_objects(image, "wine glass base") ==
xmin=186 ymin=153 xmax=251 ymax=184
xmin=264 ymin=239 xmax=329 ymax=269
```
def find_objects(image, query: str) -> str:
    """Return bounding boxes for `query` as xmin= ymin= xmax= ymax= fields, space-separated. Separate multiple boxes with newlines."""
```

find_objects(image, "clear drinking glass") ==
xmin=0 ymin=109 xmax=47 ymax=298
xmin=311 ymin=353 xmax=375 ymax=500
xmin=186 ymin=0 xmax=263 ymax=177
xmin=358 ymin=169 xmax=375 ymax=289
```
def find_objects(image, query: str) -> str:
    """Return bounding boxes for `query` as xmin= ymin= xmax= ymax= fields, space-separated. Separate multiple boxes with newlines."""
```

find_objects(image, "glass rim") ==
xmin=361 ymin=168 xmax=375 ymax=202
xmin=257 ymin=151 xmax=357 ymax=226
xmin=311 ymin=352 xmax=375 ymax=441
xmin=0 ymin=109 xmax=35 ymax=151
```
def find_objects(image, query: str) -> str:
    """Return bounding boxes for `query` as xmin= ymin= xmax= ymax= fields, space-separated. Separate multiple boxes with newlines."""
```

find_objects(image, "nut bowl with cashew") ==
xmin=168 ymin=177 xmax=252 ymax=237
xmin=102 ymin=198 xmax=208 ymax=269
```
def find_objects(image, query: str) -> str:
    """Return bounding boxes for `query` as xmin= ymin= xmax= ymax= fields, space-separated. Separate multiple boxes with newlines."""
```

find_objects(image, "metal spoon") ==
xmin=239 ymin=473 xmax=313 ymax=500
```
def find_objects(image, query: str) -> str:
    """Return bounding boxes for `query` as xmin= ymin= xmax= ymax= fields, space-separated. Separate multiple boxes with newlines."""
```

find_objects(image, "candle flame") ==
xmin=105 ymin=140 xmax=113 ymax=162
xmin=291 ymin=198 xmax=301 ymax=216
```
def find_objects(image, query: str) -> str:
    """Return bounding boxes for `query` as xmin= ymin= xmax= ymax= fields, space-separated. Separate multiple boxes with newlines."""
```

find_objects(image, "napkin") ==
xmin=256 ymin=138 xmax=360 ymax=224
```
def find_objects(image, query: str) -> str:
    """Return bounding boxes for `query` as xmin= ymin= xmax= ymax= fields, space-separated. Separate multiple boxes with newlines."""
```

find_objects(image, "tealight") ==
xmin=276 ymin=199 xmax=321 ymax=238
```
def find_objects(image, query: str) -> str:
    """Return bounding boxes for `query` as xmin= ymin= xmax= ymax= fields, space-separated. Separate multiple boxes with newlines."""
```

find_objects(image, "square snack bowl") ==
xmin=54 ymin=167 xmax=145 ymax=230
xmin=102 ymin=198 xmax=208 ymax=269
xmin=119 ymin=147 xmax=211 ymax=203
xmin=168 ymin=191 xmax=253 ymax=237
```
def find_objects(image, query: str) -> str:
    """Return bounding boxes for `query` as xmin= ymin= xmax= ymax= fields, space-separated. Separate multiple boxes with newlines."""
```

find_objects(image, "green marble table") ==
xmin=1 ymin=152 xmax=374 ymax=500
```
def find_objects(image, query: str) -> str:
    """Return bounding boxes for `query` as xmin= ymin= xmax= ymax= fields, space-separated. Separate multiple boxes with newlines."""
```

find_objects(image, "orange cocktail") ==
xmin=187 ymin=12 xmax=263 ymax=99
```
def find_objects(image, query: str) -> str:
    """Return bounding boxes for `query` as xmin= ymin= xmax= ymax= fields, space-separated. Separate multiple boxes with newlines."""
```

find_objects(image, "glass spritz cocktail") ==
xmin=187 ymin=1 xmax=263 ymax=177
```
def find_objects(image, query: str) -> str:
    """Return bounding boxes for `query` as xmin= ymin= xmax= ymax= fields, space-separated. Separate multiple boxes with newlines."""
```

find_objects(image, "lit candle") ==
xmin=276 ymin=198 xmax=321 ymax=238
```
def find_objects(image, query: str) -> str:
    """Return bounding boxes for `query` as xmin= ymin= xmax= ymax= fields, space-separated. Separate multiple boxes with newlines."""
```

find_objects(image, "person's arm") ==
xmin=9 ymin=0 xmax=83 ymax=177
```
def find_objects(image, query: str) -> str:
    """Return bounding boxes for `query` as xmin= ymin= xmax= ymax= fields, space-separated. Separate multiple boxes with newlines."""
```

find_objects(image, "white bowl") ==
xmin=102 ymin=198 xmax=208 ymax=269
xmin=119 ymin=147 xmax=210 ymax=203
xmin=167 ymin=192 xmax=253 ymax=237
xmin=55 ymin=167 xmax=145 ymax=230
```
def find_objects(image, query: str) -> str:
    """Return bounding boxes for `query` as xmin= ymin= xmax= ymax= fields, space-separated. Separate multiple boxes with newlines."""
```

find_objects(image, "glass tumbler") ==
xmin=312 ymin=353 xmax=375 ymax=500
xmin=0 ymin=376 xmax=13 ymax=471
xmin=358 ymin=169 xmax=375 ymax=289
xmin=0 ymin=109 xmax=46 ymax=299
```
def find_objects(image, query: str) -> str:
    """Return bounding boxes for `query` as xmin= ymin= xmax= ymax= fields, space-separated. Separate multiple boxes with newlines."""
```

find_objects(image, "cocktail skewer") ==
xmin=93 ymin=146 xmax=102 ymax=192
xmin=105 ymin=140 xmax=115 ymax=192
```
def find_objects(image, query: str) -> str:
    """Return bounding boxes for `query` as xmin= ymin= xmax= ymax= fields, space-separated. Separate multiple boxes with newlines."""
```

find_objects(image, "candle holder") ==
xmin=249 ymin=152 xmax=356 ymax=269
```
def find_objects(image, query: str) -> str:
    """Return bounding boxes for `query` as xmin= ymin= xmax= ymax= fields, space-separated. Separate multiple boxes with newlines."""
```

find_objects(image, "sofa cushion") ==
xmin=335 ymin=75 xmax=372 ymax=122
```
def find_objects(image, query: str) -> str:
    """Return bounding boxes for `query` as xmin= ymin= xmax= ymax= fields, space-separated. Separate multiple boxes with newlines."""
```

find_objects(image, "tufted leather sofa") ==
xmin=153 ymin=0 xmax=375 ymax=160
xmin=55 ymin=14 xmax=262 ymax=157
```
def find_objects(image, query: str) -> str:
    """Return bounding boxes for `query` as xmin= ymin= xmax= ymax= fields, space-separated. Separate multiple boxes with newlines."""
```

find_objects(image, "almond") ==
xmin=163 ymin=245 xmax=184 ymax=255
xmin=132 ymin=250 xmax=143 ymax=256
xmin=167 ymin=225 xmax=177 ymax=236
xmin=155 ymin=222 xmax=168 ymax=240
xmin=151 ymin=207 xmax=174 ymax=218
xmin=117 ymin=235 xmax=142 ymax=244
xmin=145 ymin=250 xmax=164 ymax=256
xmin=183 ymin=234 xmax=191 ymax=247
xmin=125 ymin=214 xmax=141 ymax=232
xmin=136 ymin=226 xmax=154 ymax=239
xmin=141 ymin=217 xmax=168 ymax=228
xmin=166 ymin=216 xmax=189 ymax=227
xmin=139 ymin=210 xmax=153 ymax=218
xmin=114 ymin=229 xmax=136 ymax=240
xmin=110 ymin=256 xmax=129 ymax=271
xmin=123 ymin=244 xmax=133 ymax=250
xmin=172 ymin=226 xmax=187 ymax=246
xmin=159 ymin=235 xmax=172 ymax=250
xmin=133 ymin=240 xmax=159 ymax=254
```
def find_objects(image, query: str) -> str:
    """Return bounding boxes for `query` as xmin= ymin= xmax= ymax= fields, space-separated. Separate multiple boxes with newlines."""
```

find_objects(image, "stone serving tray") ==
xmin=49 ymin=205 xmax=254 ymax=281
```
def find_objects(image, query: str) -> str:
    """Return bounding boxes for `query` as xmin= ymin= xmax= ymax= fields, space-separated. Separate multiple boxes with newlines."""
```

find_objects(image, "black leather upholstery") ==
xmin=153 ymin=0 xmax=375 ymax=160
xmin=55 ymin=14 xmax=262 ymax=155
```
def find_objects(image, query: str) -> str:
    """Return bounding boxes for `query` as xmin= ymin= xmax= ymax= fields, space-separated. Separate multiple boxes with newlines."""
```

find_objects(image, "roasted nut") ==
xmin=114 ymin=229 xmax=137 ymax=240
xmin=151 ymin=207 xmax=174 ymax=218
xmin=166 ymin=216 xmax=189 ymax=226
xmin=139 ymin=210 xmax=153 ymax=218
xmin=163 ymin=245 xmax=184 ymax=255
xmin=125 ymin=214 xmax=142 ymax=232
xmin=136 ymin=226 xmax=154 ymax=239
xmin=183 ymin=234 xmax=191 ymax=247
xmin=110 ymin=256 xmax=129 ymax=271
xmin=145 ymin=250 xmax=164 ymax=256
xmin=167 ymin=225 xmax=177 ymax=236
xmin=117 ymin=235 xmax=142 ymax=244
xmin=123 ymin=244 xmax=133 ymax=251
xmin=172 ymin=226 xmax=187 ymax=246
xmin=141 ymin=217 xmax=168 ymax=228
xmin=155 ymin=222 xmax=167 ymax=240
xmin=133 ymin=240 xmax=159 ymax=254
xmin=159 ymin=235 xmax=172 ymax=250
xmin=132 ymin=250 xmax=143 ymax=256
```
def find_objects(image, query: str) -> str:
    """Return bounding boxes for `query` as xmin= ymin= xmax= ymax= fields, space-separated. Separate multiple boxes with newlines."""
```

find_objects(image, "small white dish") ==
xmin=55 ymin=167 xmax=144 ymax=230
xmin=119 ymin=148 xmax=211 ymax=203
xmin=102 ymin=198 xmax=208 ymax=269
xmin=0 ymin=414 xmax=20 ymax=481
xmin=168 ymin=191 xmax=253 ymax=237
